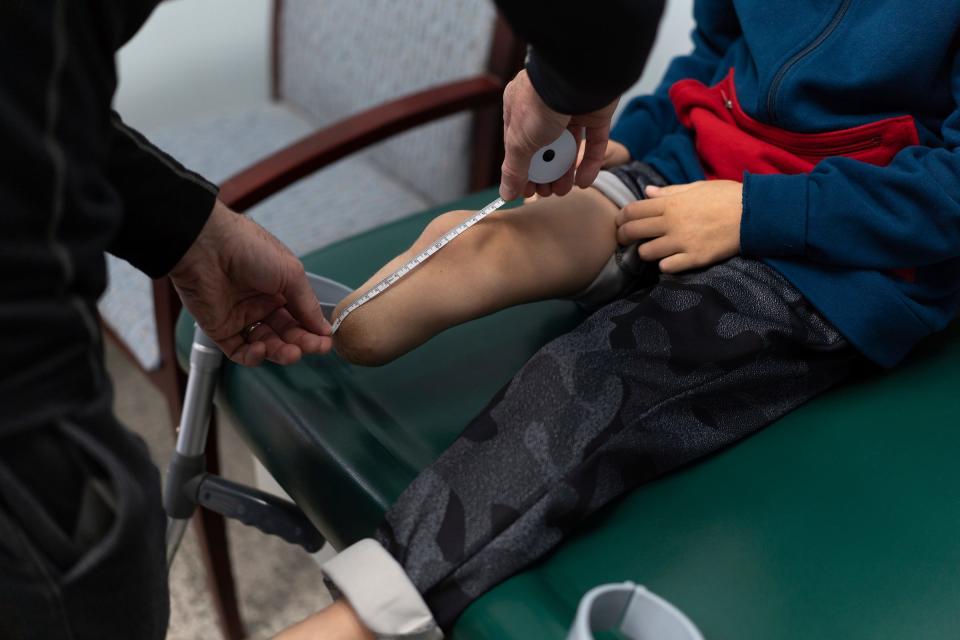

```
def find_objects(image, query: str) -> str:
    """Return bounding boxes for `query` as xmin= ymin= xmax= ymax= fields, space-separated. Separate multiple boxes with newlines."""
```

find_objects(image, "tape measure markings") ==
xmin=329 ymin=130 xmax=577 ymax=335
xmin=330 ymin=196 xmax=507 ymax=334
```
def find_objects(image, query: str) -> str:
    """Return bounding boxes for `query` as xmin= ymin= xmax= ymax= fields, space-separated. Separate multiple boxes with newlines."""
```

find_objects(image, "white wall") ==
xmin=114 ymin=0 xmax=272 ymax=133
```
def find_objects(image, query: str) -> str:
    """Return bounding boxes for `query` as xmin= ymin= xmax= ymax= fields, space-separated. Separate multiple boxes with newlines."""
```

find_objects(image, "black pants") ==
xmin=0 ymin=393 xmax=169 ymax=640
xmin=378 ymin=255 xmax=862 ymax=629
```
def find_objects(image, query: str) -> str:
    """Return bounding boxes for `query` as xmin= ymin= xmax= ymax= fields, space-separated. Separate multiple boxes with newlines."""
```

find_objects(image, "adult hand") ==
xmin=574 ymin=139 xmax=631 ymax=170
xmin=500 ymin=70 xmax=618 ymax=201
xmin=170 ymin=200 xmax=333 ymax=366
xmin=616 ymin=181 xmax=743 ymax=273
xmin=602 ymin=140 xmax=631 ymax=168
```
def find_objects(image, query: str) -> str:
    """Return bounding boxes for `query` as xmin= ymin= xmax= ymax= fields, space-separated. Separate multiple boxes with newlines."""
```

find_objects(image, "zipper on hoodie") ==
xmin=720 ymin=88 xmax=882 ymax=155
xmin=765 ymin=0 xmax=852 ymax=123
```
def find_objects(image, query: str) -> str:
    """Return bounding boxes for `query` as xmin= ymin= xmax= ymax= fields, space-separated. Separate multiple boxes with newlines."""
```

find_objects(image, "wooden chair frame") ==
xmin=103 ymin=4 xmax=524 ymax=638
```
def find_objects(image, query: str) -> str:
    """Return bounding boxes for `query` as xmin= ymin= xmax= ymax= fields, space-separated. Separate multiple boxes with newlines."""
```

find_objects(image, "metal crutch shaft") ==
xmin=163 ymin=326 xmax=325 ymax=565
xmin=164 ymin=326 xmax=223 ymax=564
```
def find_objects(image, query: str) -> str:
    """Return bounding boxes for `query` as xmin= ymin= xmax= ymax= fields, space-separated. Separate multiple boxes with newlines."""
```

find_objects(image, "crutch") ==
xmin=164 ymin=273 xmax=353 ymax=564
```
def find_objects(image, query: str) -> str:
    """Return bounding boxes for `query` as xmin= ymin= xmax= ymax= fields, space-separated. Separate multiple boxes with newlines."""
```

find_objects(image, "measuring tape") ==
xmin=330 ymin=130 xmax=577 ymax=334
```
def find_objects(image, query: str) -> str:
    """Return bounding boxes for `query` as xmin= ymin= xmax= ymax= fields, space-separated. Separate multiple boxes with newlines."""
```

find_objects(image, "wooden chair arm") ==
xmin=218 ymin=74 xmax=504 ymax=212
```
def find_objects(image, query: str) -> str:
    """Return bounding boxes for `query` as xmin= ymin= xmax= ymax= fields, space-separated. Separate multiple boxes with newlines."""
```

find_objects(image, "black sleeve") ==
xmin=106 ymin=112 xmax=219 ymax=278
xmin=494 ymin=0 xmax=666 ymax=114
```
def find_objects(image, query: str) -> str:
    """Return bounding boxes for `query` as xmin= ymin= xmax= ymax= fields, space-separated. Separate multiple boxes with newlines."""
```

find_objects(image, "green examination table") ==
xmin=177 ymin=187 xmax=960 ymax=639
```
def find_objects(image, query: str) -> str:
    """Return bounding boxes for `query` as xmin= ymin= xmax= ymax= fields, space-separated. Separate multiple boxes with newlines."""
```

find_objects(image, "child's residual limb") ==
xmin=163 ymin=132 xmax=577 ymax=563
xmin=330 ymin=130 xmax=578 ymax=333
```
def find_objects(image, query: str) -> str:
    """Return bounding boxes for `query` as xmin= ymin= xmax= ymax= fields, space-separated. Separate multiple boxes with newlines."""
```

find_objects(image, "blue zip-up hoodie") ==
xmin=611 ymin=0 xmax=960 ymax=367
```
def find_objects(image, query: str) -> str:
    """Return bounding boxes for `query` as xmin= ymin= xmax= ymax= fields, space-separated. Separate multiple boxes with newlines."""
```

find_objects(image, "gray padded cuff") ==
xmin=570 ymin=171 xmax=645 ymax=308
xmin=322 ymin=539 xmax=443 ymax=640
xmin=572 ymin=249 xmax=637 ymax=309
xmin=592 ymin=170 xmax=639 ymax=208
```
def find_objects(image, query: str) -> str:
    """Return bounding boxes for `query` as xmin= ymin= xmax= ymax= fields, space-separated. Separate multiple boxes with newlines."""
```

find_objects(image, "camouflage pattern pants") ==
xmin=376 ymin=197 xmax=861 ymax=632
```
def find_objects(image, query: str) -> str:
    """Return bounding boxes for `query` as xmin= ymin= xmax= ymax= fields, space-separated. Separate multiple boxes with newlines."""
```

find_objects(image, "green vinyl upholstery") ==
xmin=177 ymin=187 xmax=960 ymax=639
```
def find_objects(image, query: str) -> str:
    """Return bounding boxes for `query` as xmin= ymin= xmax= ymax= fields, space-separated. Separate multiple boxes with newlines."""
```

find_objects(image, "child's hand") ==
xmin=616 ymin=180 xmax=743 ymax=273
xmin=602 ymin=141 xmax=631 ymax=168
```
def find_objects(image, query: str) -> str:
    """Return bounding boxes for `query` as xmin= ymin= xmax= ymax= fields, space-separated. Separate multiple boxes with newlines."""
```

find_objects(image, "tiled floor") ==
xmin=105 ymin=339 xmax=331 ymax=639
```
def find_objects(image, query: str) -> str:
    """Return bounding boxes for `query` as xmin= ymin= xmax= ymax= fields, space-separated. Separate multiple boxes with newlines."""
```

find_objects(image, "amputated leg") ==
xmin=332 ymin=187 xmax=620 ymax=365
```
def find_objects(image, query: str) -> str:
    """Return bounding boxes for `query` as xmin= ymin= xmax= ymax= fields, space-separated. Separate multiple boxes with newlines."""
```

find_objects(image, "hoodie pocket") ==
xmin=669 ymin=69 xmax=920 ymax=180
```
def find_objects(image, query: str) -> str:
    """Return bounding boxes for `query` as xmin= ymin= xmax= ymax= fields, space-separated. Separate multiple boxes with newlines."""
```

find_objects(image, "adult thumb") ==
xmin=282 ymin=264 xmax=331 ymax=336
xmin=500 ymin=123 xmax=539 ymax=200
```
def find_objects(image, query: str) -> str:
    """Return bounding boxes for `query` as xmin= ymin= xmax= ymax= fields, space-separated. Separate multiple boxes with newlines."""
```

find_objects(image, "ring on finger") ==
xmin=241 ymin=321 xmax=263 ymax=342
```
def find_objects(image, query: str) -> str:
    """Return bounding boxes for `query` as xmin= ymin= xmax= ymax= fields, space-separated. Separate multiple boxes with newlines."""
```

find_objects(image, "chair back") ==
xmin=274 ymin=0 xmax=504 ymax=204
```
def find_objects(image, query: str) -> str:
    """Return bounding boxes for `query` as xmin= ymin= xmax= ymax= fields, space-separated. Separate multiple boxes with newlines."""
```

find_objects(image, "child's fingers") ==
xmin=645 ymin=182 xmax=700 ymax=198
xmin=637 ymin=236 xmax=681 ymax=262
xmin=658 ymin=253 xmax=696 ymax=273
xmin=617 ymin=198 xmax=665 ymax=225
xmin=617 ymin=217 xmax=667 ymax=244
